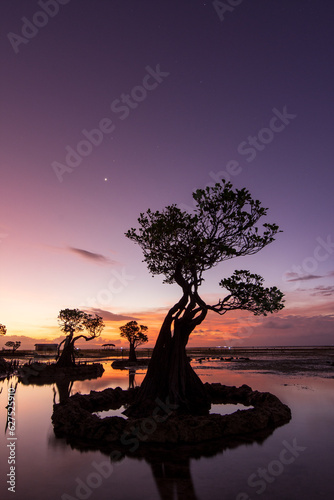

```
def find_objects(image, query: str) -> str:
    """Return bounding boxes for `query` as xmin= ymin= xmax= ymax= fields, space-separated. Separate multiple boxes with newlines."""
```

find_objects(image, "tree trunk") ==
xmin=56 ymin=335 xmax=75 ymax=368
xmin=129 ymin=342 xmax=137 ymax=362
xmin=124 ymin=309 xmax=210 ymax=418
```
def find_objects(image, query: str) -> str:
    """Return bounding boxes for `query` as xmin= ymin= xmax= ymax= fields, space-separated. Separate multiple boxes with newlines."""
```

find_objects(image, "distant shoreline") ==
xmin=1 ymin=345 xmax=333 ymax=359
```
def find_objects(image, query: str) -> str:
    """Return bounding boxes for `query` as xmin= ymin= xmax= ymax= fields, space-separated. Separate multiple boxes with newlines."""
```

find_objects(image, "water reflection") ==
xmin=47 ymin=361 xmax=285 ymax=500
xmin=149 ymin=458 xmax=199 ymax=500
xmin=17 ymin=361 xmax=105 ymax=406
xmin=128 ymin=368 xmax=136 ymax=389
xmin=4 ymin=378 xmax=18 ymax=434
xmin=1 ymin=358 xmax=333 ymax=500
xmin=53 ymin=378 xmax=74 ymax=405
xmin=49 ymin=396 xmax=278 ymax=500
xmin=126 ymin=432 xmax=272 ymax=500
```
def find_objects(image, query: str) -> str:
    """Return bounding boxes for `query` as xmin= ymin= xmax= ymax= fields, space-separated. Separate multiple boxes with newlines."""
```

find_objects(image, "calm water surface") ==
xmin=0 ymin=358 xmax=333 ymax=500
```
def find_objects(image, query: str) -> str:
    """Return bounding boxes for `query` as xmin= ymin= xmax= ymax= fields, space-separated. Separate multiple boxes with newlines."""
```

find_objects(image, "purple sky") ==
xmin=1 ymin=0 xmax=333 ymax=347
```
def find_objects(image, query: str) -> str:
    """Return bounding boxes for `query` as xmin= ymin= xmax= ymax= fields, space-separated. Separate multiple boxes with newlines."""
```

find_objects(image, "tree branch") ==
xmin=73 ymin=334 xmax=97 ymax=343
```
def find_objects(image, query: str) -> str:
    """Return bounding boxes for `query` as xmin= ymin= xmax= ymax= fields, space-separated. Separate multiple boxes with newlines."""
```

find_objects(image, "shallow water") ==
xmin=0 ymin=358 xmax=333 ymax=500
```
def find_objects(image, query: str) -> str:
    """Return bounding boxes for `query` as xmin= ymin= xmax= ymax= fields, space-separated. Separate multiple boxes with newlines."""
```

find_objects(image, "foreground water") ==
xmin=0 ymin=356 xmax=333 ymax=500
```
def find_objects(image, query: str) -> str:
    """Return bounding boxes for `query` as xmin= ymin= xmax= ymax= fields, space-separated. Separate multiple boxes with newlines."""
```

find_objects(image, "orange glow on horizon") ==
xmin=2 ymin=295 xmax=333 ymax=349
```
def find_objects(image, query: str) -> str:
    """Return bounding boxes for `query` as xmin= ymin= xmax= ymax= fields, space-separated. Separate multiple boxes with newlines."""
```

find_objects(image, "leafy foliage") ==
xmin=126 ymin=181 xmax=284 ymax=318
xmin=58 ymin=308 xmax=86 ymax=336
xmin=213 ymin=270 xmax=284 ymax=316
xmin=82 ymin=313 xmax=105 ymax=338
xmin=56 ymin=309 xmax=104 ymax=366
xmin=0 ymin=324 xmax=7 ymax=336
xmin=5 ymin=341 xmax=21 ymax=351
xmin=57 ymin=308 xmax=104 ymax=339
xmin=126 ymin=181 xmax=280 ymax=286
xmin=119 ymin=321 xmax=148 ymax=348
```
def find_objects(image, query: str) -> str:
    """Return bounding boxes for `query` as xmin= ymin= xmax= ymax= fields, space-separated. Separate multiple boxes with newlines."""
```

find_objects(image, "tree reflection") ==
xmin=52 ymin=417 xmax=274 ymax=500
xmin=149 ymin=457 xmax=199 ymax=500
xmin=128 ymin=368 xmax=136 ymax=389
xmin=133 ymin=435 xmax=269 ymax=500
xmin=53 ymin=378 xmax=74 ymax=405
xmin=49 ymin=375 xmax=291 ymax=499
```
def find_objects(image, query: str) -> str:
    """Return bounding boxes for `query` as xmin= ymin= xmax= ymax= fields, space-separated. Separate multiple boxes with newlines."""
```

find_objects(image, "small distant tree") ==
xmin=56 ymin=309 xmax=104 ymax=367
xmin=5 ymin=341 xmax=21 ymax=352
xmin=119 ymin=321 xmax=148 ymax=362
xmin=0 ymin=325 xmax=9 ymax=374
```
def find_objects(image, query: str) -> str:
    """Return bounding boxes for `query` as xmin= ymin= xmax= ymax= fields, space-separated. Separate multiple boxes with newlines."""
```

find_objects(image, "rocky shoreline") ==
xmin=52 ymin=383 xmax=292 ymax=451
xmin=18 ymin=361 xmax=104 ymax=384
xmin=111 ymin=358 xmax=150 ymax=369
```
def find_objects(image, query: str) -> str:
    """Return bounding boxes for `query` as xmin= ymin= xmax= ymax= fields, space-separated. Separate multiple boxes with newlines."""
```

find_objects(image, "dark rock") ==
xmin=111 ymin=359 xmax=150 ymax=369
xmin=52 ymin=383 xmax=291 ymax=449
xmin=18 ymin=361 xmax=104 ymax=384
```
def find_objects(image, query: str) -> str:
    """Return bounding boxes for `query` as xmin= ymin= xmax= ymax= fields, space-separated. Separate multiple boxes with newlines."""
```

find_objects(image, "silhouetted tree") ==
xmin=125 ymin=181 xmax=284 ymax=416
xmin=56 ymin=309 xmax=104 ymax=367
xmin=119 ymin=321 xmax=148 ymax=362
xmin=5 ymin=341 xmax=21 ymax=352
xmin=0 ymin=324 xmax=8 ymax=375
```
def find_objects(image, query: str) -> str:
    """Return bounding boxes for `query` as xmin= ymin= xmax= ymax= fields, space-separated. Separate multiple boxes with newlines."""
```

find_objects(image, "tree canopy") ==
xmin=0 ymin=324 xmax=7 ymax=336
xmin=126 ymin=181 xmax=284 ymax=315
xmin=57 ymin=308 xmax=104 ymax=339
xmin=119 ymin=321 xmax=148 ymax=362
xmin=120 ymin=321 xmax=148 ymax=347
xmin=5 ymin=341 xmax=21 ymax=352
xmin=58 ymin=308 xmax=86 ymax=336
xmin=56 ymin=309 xmax=104 ymax=367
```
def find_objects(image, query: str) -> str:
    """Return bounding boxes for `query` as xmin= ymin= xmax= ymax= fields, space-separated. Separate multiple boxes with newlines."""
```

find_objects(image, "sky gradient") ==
xmin=1 ymin=0 xmax=333 ymax=348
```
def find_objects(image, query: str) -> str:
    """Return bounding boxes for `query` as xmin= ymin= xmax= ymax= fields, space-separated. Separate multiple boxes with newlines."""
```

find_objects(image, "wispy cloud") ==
xmin=311 ymin=286 xmax=334 ymax=297
xmin=285 ymin=272 xmax=322 ymax=282
xmin=265 ymin=318 xmax=293 ymax=329
xmin=285 ymin=270 xmax=334 ymax=283
xmin=68 ymin=247 xmax=117 ymax=265
xmin=84 ymin=308 xmax=137 ymax=322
